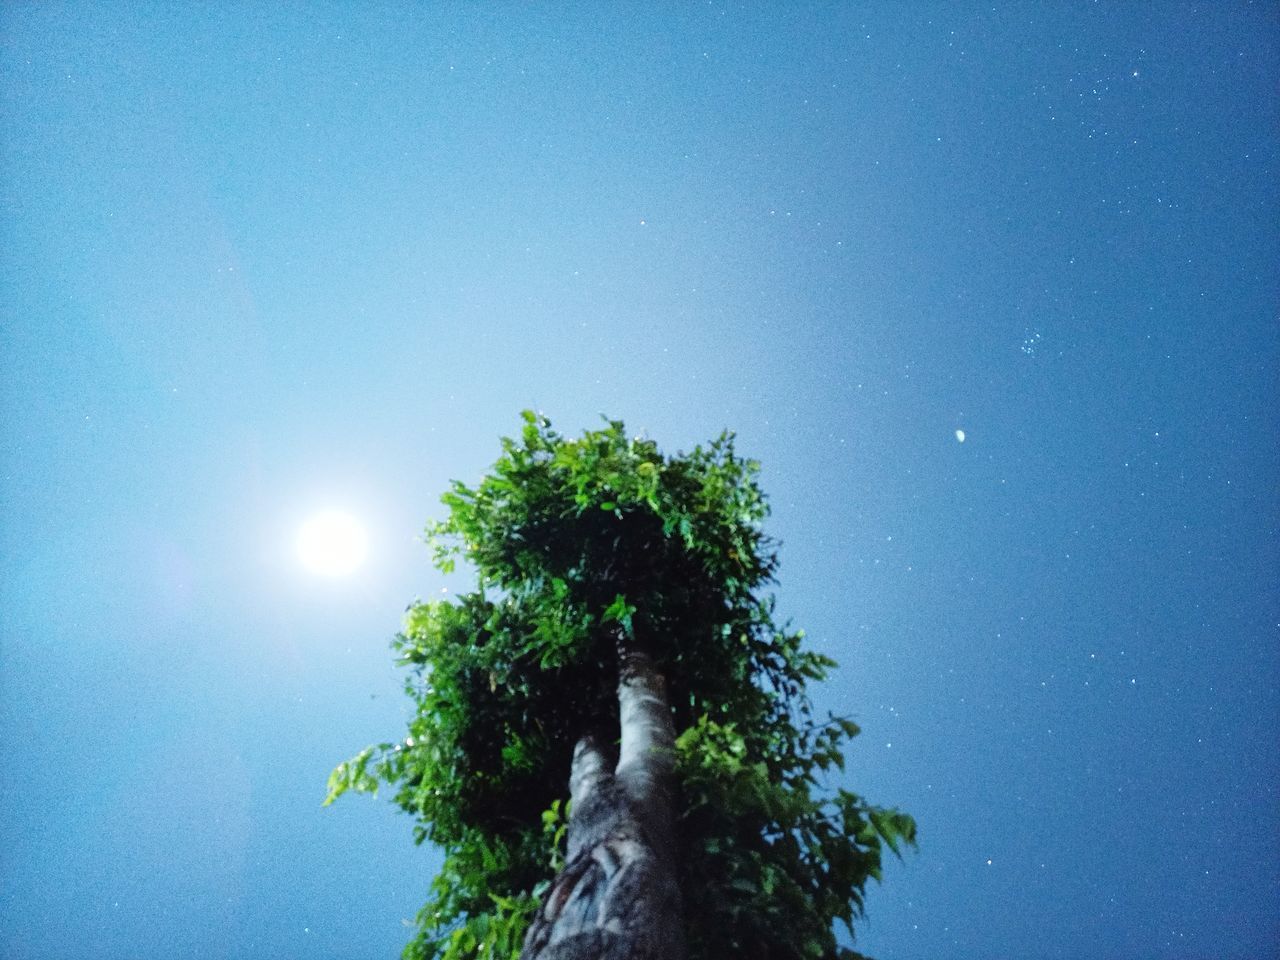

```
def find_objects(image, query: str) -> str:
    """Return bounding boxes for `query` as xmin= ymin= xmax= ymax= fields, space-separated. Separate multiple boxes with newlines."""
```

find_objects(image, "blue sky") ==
xmin=2 ymin=3 xmax=1277 ymax=958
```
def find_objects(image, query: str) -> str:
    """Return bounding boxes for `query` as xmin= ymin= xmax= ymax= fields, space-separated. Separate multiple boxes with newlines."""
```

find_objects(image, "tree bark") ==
xmin=520 ymin=648 xmax=686 ymax=960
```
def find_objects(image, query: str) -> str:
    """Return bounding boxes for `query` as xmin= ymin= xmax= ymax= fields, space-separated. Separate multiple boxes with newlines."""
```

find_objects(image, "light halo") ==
xmin=296 ymin=510 xmax=369 ymax=577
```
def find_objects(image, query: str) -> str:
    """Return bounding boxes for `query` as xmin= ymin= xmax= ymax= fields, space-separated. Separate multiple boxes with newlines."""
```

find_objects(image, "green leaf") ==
xmin=602 ymin=593 xmax=636 ymax=633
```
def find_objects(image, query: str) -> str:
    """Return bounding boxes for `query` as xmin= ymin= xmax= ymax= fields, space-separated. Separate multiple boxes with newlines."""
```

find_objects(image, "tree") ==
xmin=326 ymin=412 xmax=916 ymax=960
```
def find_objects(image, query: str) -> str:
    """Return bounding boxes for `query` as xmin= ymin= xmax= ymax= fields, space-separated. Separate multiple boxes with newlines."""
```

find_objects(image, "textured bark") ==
xmin=520 ymin=648 xmax=686 ymax=960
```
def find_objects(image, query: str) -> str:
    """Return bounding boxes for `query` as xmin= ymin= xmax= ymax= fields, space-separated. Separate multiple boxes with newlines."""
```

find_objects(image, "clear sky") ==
xmin=2 ymin=3 xmax=1277 ymax=958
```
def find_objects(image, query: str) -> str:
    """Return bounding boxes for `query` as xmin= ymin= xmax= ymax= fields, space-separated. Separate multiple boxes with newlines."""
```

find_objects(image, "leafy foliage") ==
xmin=326 ymin=411 xmax=915 ymax=959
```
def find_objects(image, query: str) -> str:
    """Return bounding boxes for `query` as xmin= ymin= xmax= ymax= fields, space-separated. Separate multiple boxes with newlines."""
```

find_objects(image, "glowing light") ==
xmin=955 ymin=429 xmax=966 ymax=443
xmin=296 ymin=510 xmax=368 ymax=577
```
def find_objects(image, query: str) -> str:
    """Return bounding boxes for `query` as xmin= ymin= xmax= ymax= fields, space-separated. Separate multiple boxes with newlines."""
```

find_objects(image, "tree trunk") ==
xmin=520 ymin=648 xmax=686 ymax=960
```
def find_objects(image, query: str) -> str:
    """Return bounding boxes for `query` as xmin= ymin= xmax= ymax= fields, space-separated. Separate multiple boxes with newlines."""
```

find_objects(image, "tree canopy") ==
xmin=326 ymin=411 xmax=916 ymax=960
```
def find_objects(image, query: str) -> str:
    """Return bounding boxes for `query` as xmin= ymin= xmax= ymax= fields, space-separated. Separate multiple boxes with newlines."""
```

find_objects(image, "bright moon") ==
xmin=296 ymin=510 xmax=369 ymax=577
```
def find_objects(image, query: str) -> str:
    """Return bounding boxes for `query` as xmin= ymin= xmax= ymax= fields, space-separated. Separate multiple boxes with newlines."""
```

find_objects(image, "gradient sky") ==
xmin=2 ymin=3 xmax=1277 ymax=959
